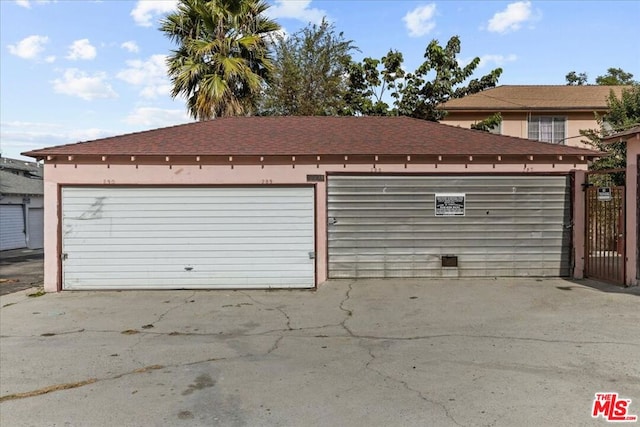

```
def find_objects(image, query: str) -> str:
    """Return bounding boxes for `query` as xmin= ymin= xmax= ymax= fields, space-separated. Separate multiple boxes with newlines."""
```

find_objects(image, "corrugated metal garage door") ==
xmin=0 ymin=204 xmax=26 ymax=251
xmin=62 ymin=187 xmax=315 ymax=290
xmin=27 ymin=207 xmax=44 ymax=249
xmin=328 ymin=175 xmax=571 ymax=278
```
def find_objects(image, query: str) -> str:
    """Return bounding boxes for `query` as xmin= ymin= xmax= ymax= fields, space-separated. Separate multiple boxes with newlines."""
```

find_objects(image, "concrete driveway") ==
xmin=1 ymin=279 xmax=639 ymax=426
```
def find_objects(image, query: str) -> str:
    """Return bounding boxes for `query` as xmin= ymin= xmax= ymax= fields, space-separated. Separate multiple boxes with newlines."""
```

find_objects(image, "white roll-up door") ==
xmin=328 ymin=175 xmax=572 ymax=278
xmin=0 ymin=204 xmax=26 ymax=251
xmin=62 ymin=187 xmax=315 ymax=290
xmin=27 ymin=207 xmax=44 ymax=249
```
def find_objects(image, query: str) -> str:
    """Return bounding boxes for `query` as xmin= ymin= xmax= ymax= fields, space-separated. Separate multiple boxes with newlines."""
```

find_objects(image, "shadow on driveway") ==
xmin=0 ymin=248 xmax=43 ymax=296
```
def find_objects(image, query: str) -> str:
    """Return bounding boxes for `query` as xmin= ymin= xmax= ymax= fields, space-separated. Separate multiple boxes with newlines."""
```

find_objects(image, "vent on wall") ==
xmin=442 ymin=255 xmax=458 ymax=267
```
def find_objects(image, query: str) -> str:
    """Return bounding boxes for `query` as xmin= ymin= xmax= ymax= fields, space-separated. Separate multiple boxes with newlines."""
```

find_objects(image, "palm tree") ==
xmin=160 ymin=0 xmax=280 ymax=120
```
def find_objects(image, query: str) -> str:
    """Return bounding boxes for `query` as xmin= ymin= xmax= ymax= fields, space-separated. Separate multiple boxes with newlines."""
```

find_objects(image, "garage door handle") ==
xmin=328 ymin=217 xmax=338 ymax=225
xmin=61 ymin=253 xmax=68 ymax=261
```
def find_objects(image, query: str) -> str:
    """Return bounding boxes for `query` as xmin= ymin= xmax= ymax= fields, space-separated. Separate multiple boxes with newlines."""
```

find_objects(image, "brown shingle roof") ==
xmin=0 ymin=170 xmax=44 ymax=196
xmin=441 ymin=85 xmax=628 ymax=111
xmin=23 ymin=116 xmax=601 ymax=159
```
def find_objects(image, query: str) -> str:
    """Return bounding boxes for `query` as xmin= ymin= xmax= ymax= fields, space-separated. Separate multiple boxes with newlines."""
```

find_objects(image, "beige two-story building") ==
xmin=440 ymin=85 xmax=627 ymax=147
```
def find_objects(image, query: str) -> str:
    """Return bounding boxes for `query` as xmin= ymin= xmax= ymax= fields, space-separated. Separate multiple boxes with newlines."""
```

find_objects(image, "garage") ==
xmin=23 ymin=116 xmax=602 ymax=292
xmin=0 ymin=204 xmax=26 ymax=251
xmin=26 ymin=207 xmax=44 ymax=249
xmin=61 ymin=186 xmax=315 ymax=290
xmin=328 ymin=174 xmax=571 ymax=278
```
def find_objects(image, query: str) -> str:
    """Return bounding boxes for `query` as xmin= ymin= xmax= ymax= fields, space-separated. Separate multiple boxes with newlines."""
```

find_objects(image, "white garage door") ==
xmin=62 ymin=187 xmax=315 ymax=290
xmin=328 ymin=175 xmax=572 ymax=278
xmin=0 ymin=204 xmax=26 ymax=251
xmin=27 ymin=207 xmax=44 ymax=249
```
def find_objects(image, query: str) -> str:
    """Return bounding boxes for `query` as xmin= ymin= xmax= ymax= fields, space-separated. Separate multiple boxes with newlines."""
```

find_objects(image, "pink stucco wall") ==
xmin=626 ymin=135 xmax=639 ymax=286
xmin=441 ymin=111 xmax=600 ymax=148
xmin=42 ymin=160 xmax=589 ymax=291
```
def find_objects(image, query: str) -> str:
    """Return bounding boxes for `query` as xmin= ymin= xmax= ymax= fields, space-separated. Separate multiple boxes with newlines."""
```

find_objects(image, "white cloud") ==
xmin=15 ymin=0 xmax=55 ymax=8
xmin=403 ymin=4 xmax=437 ymax=37
xmin=0 ymin=120 xmax=113 ymax=159
xmin=487 ymin=1 xmax=535 ymax=34
xmin=267 ymin=0 xmax=326 ymax=24
xmin=7 ymin=35 xmax=49 ymax=60
xmin=45 ymin=55 xmax=56 ymax=63
xmin=68 ymin=128 xmax=113 ymax=141
xmin=478 ymin=54 xmax=518 ymax=68
xmin=131 ymin=0 xmax=178 ymax=27
xmin=66 ymin=39 xmax=97 ymax=60
xmin=117 ymin=54 xmax=171 ymax=99
xmin=121 ymin=40 xmax=140 ymax=53
xmin=123 ymin=107 xmax=190 ymax=127
xmin=52 ymin=69 xmax=118 ymax=100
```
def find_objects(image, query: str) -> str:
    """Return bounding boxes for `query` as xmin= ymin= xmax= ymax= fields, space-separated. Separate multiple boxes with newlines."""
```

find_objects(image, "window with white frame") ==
xmin=528 ymin=116 xmax=566 ymax=144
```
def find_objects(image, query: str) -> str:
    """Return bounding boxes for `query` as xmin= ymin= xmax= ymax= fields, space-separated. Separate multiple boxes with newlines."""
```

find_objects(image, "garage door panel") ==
xmin=64 ymin=258 xmax=312 ymax=268
xmin=67 ymin=266 xmax=306 ymax=284
xmin=64 ymin=236 xmax=313 ymax=246
xmin=64 ymin=250 xmax=309 ymax=260
xmin=329 ymin=238 xmax=568 ymax=249
xmin=64 ymin=277 xmax=308 ymax=290
xmin=63 ymin=244 xmax=313 ymax=255
xmin=63 ymin=231 xmax=313 ymax=239
xmin=27 ymin=207 xmax=44 ymax=249
xmin=329 ymin=231 xmax=567 ymax=240
xmin=68 ymin=222 xmax=313 ymax=233
xmin=329 ymin=265 xmax=570 ymax=279
xmin=63 ymin=208 xmax=312 ymax=219
xmin=62 ymin=187 xmax=315 ymax=289
xmin=328 ymin=175 xmax=571 ymax=278
xmin=0 ymin=205 xmax=26 ymax=251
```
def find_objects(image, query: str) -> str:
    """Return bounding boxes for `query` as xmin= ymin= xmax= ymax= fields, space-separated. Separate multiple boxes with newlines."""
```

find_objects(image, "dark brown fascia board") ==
xmin=601 ymin=128 xmax=640 ymax=143
xmin=34 ymin=153 xmax=598 ymax=165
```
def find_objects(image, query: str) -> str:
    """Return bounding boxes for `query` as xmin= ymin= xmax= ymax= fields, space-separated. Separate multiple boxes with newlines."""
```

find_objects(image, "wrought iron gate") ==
xmin=584 ymin=170 xmax=626 ymax=285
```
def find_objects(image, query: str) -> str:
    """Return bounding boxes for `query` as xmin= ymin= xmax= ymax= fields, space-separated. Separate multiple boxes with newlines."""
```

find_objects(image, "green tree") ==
xmin=595 ymin=68 xmax=636 ymax=85
xmin=349 ymin=36 xmax=501 ymax=121
xmin=160 ymin=0 xmax=280 ymax=120
xmin=565 ymin=71 xmax=588 ymax=85
xmin=259 ymin=20 xmax=357 ymax=116
xmin=470 ymin=113 xmax=502 ymax=132
xmin=396 ymin=36 xmax=502 ymax=121
xmin=581 ymin=85 xmax=640 ymax=181
xmin=344 ymin=50 xmax=405 ymax=116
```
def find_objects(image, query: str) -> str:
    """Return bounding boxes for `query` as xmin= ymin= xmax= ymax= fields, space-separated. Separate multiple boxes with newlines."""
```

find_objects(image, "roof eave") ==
xmin=441 ymin=106 xmax=610 ymax=112
xmin=31 ymin=152 xmax=601 ymax=165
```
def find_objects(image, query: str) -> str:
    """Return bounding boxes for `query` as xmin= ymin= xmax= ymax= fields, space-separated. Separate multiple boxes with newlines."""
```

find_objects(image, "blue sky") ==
xmin=1 ymin=0 xmax=639 ymax=161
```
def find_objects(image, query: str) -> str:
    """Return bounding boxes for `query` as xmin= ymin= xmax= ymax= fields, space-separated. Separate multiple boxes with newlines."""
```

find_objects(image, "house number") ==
xmin=103 ymin=179 xmax=115 ymax=184
xmin=261 ymin=179 xmax=273 ymax=184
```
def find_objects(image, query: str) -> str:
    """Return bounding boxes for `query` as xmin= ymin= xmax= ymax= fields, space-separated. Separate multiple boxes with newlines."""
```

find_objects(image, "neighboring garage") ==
xmin=0 ymin=165 xmax=44 ymax=251
xmin=24 ymin=116 xmax=601 ymax=292
xmin=0 ymin=204 xmax=25 ymax=251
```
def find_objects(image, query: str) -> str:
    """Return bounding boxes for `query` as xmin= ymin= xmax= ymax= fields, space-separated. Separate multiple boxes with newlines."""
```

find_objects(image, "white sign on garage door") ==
xmin=62 ymin=187 xmax=315 ymax=290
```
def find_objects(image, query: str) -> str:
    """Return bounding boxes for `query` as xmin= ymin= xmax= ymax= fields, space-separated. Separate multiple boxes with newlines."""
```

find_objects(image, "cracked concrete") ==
xmin=1 ymin=278 xmax=639 ymax=426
